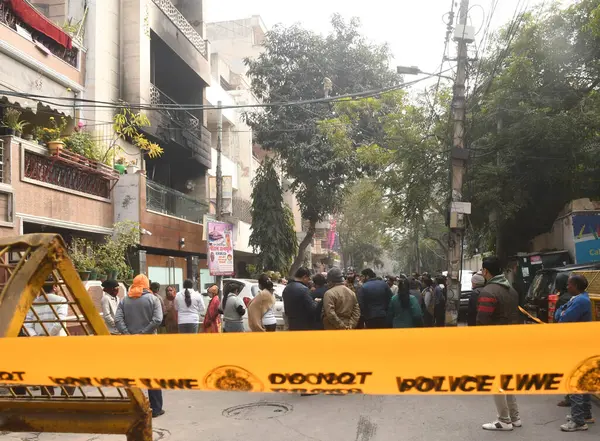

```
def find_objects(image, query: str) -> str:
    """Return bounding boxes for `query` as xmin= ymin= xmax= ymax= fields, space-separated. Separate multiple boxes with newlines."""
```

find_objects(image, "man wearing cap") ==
xmin=101 ymin=280 xmax=120 ymax=335
xmin=322 ymin=268 xmax=361 ymax=330
xmin=467 ymin=273 xmax=485 ymax=326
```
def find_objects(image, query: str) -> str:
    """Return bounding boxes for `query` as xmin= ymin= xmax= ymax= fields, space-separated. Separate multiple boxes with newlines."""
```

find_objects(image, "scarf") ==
xmin=129 ymin=274 xmax=149 ymax=298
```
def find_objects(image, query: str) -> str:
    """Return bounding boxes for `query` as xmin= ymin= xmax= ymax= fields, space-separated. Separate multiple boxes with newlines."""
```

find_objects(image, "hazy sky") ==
xmin=205 ymin=0 xmax=533 ymax=75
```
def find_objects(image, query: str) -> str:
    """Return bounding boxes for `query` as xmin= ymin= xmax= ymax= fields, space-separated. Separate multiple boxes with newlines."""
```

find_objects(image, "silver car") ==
xmin=223 ymin=278 xmax=286 ymax=331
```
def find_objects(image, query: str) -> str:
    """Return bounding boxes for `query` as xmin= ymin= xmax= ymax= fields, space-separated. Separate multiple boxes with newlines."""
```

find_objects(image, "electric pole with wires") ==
xmin=446 ymin=0 xmax=473 ymax=326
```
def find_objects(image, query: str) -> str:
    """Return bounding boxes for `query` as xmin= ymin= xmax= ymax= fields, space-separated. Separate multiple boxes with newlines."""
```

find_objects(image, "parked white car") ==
xmin=273 ymin=285 xmax=286 ymax=330
xmin=223 ymin=278 xmax=286 ymax=331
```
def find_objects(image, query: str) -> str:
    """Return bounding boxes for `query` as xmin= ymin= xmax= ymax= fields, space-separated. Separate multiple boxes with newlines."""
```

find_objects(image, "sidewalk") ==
xmin=0 ymin=392 xmax=597 ymax=441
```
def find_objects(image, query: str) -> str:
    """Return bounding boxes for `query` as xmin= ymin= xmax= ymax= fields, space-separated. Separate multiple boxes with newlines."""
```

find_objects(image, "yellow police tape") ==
xmin=0 ymin=323 xmax=598 ymax=395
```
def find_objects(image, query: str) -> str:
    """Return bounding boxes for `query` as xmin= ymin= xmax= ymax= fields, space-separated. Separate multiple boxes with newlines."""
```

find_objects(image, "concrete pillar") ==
xmin=121 ymin=0 xmax=151 ymax=106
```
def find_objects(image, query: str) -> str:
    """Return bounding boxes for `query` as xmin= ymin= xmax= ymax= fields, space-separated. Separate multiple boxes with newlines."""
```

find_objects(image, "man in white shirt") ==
xmin=24 ymin=284 xmax=68 ymax=337
xmin=101 ymin=280 xmax=121 ymax=335
xmin=25 ymin=283 xmax=73 ymax=396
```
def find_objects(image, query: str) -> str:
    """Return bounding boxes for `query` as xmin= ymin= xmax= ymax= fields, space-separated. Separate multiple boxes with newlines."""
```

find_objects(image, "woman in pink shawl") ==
xmin=203 ymin=285 xmax=222 ymax=333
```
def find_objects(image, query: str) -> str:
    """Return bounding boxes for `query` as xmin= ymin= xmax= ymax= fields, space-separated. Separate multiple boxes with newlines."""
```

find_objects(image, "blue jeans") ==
xmin=570 ymin=394 xmax=592 ymax=425
xmin=148 ymin=389 xmax=163 ymax=415
xmin=178 ymin=323 xmax=199 ymax=334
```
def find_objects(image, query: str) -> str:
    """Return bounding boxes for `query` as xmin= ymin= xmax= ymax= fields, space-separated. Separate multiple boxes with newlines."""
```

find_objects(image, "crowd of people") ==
xmin=284 ymin=267 xmax=448 ymax=331
xmin=96 ymin=257 xmax=594 ymax=432
xmin=279 ymin=258 xmax=595 ymax=433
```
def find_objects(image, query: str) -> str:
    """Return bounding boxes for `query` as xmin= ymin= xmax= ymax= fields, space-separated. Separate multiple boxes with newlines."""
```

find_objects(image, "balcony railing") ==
xmin=0 ymin=0 xmax=79 ymax=67
xmin=146 ymin=179 xmax=208 ymax=223
xmin=151 ymin=0 xmax=208 ymax=59
xmin=24 ymin=150 xmax=112 ymax=199
xmin=150 ymin=83 xmax=199 ymax=131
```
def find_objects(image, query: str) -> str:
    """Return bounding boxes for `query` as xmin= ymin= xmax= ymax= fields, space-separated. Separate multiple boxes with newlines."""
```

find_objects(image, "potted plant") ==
xmin=1 ymin=108 xmax=28 ymax=137
xmin=126 ymin=159 xmax=140 ymax=174
xmin=68 ymin=238 xmax=95 ymax=281
xmin=33 ymin=126 xmax=45 ymax=145
xmin=42 ymin=117 xmax=68 ymax=155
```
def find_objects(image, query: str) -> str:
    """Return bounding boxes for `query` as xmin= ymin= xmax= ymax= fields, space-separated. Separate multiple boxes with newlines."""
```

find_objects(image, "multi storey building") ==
xmin=0 ymin=0 xmax=214 ymax=289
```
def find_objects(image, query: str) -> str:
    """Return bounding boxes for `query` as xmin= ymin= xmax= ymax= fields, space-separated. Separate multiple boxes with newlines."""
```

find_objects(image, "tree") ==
xmin=337 ymin=179 xmax=390 ymax=269
xmin=249 ymin=157 xmax=298 ymax=274
xmin=466 ymin=0 xmax=600 ymax=259
xmin=321 ymin=88 xmax=451 ymax=274
xmin=245 ymin=15 xmax=398 ymax=276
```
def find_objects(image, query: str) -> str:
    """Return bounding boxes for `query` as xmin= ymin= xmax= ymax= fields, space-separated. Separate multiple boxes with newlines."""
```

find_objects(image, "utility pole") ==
xmin=215 ymin=101 xmax=223 ymax=295
xmin=446 ymin=0 xmax=471 ymax=326
xmin=216 ymin=100 xmax=223 ymax=222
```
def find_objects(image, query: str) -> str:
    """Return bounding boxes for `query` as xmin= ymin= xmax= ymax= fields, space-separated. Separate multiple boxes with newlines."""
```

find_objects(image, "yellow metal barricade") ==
xmin=0 ymin=234 xmax=151 ymax=441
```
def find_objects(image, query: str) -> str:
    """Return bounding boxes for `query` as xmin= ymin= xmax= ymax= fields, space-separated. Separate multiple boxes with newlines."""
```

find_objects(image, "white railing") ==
xmin=151 ymin=0 xmax=208 ymax=59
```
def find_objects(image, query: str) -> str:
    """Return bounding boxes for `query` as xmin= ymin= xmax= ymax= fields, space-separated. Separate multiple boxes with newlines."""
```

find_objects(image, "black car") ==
xmin=459 ymin=290 xmax=474 ymax=318
xmin=523 ymin=262 xmax=600 ymax=322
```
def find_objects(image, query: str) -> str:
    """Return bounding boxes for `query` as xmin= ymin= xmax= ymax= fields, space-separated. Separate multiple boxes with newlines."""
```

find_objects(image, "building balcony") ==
xmin=150 ymin=0 xmax=208 ymax=59
xmin=146 ymin=178 xmax=208 ymax=224
xmin=23 ymin=146 xmax=119 ymax=200
xmin=0 ymin=136 xmax=114 ymax=238
xmin=148 ymin=0 xmax=211 ymax=85
xmin=114 ymin=173 xmax=208 ymax=254
xmin=0 ymin=0 xmax=84 ymax=88
xmin=146 ymin=83 xmax=211 ymax=168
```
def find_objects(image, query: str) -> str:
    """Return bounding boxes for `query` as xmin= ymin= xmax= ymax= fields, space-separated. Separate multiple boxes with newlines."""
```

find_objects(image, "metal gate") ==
xmin=0 ymin=234 xmax=151 ymax=440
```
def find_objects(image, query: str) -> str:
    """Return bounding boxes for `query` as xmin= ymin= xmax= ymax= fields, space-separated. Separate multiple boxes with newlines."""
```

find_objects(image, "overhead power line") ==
xmin=0 ymin=68 xmax=453 ymax=114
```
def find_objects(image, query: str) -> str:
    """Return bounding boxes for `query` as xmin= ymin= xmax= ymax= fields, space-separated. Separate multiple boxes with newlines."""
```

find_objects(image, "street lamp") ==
xmin=397 ymin=65 xmax=454 ymax=81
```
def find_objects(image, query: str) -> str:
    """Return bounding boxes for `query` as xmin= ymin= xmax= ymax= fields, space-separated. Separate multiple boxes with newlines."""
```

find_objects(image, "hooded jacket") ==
xmin=476 ymin=274 xmax=520 ymax=326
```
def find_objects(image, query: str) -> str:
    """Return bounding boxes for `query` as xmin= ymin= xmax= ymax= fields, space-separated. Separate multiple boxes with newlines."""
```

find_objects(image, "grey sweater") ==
xmin=115 ymin=291 xmax=163 ymax=335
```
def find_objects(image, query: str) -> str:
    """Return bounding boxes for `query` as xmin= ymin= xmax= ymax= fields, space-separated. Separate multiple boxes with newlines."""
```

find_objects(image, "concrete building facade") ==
xmin=0 ymin=0 xmax=215 ymax=290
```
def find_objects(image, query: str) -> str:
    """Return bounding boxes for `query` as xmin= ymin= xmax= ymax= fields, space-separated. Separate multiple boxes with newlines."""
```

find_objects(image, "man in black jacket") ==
xmin=311 ymin=273 xmax=327 ymax=330
xmin=357 ymin=268 xmax=392 ymax=329
xmin=479 ymin=256 xmax=521 ymax=432
xmin=283 ymin=267 xmax=317 ymax=330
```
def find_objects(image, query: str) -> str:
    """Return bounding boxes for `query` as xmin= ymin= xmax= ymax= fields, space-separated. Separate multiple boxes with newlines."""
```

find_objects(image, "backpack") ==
xmin=434 ymin=285 xmax=445 ymax=306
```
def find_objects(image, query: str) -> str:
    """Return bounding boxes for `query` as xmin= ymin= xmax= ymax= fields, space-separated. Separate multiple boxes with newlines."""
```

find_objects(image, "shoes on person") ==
xmin=566 ymin=415 xmax=595 ymax=424
xmin=557 ymin=399 xmax=571 ymax=407
xmin=152 ymin=410 xmax=165 ymax=418
xmin=560 ymin=421 xmax=588 ymax=432
xmin=511 ymin=419 xmax=522 ymax=428
xmin=482 ymin=421 xmax=514 ymax=431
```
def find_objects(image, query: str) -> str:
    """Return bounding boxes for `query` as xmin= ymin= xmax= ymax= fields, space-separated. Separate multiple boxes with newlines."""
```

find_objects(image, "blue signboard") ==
xmin=572 ymin=214 xmax=600 ymax=263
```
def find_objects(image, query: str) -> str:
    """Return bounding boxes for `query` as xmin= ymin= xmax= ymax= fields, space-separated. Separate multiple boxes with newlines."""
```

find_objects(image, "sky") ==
xmin=205 ymin=0 xmax=536 ymax=77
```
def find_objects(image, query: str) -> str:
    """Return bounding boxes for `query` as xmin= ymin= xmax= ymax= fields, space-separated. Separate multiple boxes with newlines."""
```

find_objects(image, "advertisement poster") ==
xmin=207 ymin=221 xmax=235 ymax=276
xmin=572 ymin=214 xmax=600 ymax=264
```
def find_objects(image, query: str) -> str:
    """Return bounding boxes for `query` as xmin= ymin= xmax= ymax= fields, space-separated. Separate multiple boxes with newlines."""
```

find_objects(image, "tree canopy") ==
xmin=321 ymin=88 xmax=451 ymax=273
xmin=245 ymin=15 xmax=399 ymax=276
xmin=466 ymin=0 xmax=600 ymax=258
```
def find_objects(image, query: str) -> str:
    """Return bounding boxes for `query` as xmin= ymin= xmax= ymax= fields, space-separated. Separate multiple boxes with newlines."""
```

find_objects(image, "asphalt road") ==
xmin=0 ymin=392 xmax=597 ymax=441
